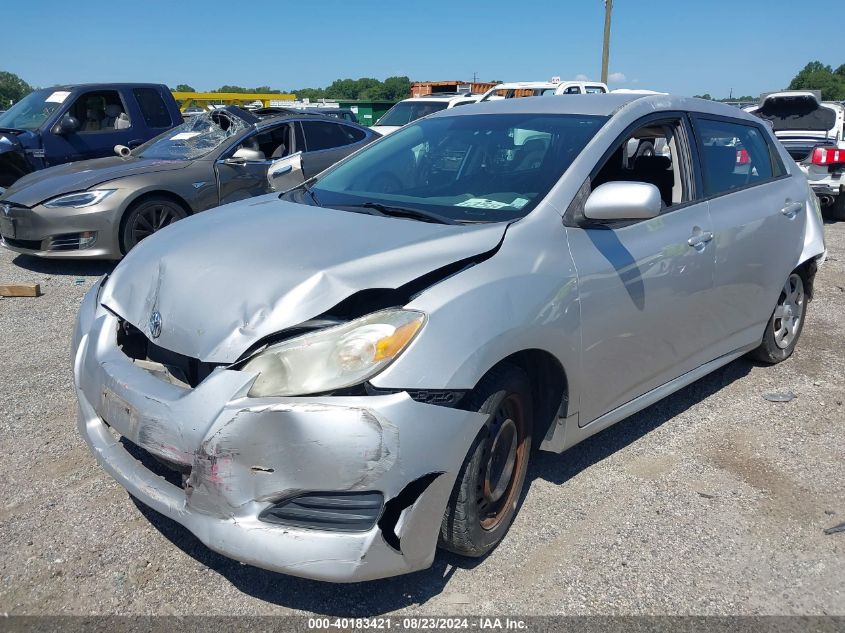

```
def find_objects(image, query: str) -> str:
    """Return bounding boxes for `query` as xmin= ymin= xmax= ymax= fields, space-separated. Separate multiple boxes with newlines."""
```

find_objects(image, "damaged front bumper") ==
xmin=72 ymin=285 xmax=486 ymax=582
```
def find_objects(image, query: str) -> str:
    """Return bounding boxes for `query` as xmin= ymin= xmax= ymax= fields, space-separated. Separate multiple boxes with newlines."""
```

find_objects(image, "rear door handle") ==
xmin=781 ymin=201 xmax=803 ymax=218
xmin=687 ymin=230 xmax=714 ymax=248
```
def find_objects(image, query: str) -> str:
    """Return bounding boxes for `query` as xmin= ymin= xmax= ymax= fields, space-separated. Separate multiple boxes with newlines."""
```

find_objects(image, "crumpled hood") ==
xmin=1 ymin=156 xmax=191 ymax=207
xmin=101 ymin=196 xmax=506 ymax=363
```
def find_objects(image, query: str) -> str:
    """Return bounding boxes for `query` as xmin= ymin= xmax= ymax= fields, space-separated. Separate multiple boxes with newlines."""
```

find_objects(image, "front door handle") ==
xmin=687 ymin=229 xmax=714 ymax=248
xmin=781 ymin=201 xmax=803 ymax=218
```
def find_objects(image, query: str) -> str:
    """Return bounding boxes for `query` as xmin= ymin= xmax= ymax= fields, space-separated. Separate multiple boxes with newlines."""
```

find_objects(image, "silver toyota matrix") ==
xmin=72 ymin=94 xmax=826 ymax=582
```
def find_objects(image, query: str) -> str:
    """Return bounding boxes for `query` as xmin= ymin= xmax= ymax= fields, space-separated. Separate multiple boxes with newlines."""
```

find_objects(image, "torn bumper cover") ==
xmin=72 ymin=290 xmax=485 ymax=582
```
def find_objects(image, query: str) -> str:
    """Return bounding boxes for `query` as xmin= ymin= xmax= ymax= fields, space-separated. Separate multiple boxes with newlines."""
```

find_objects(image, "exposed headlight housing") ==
xmin=44 ymin=189 xmax=116 ymax=209
xmin=243 ymin=309 xmax=425 ymax=397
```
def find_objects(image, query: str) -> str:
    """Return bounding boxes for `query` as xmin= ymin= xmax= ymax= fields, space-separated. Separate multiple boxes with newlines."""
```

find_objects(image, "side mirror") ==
xmin=583 ymin=181 xmax=662 ymax=221
xmin=53 ymin=115 xmax=80 ymax=135
xmin=223 ymin=147 xmax=265 ymax=164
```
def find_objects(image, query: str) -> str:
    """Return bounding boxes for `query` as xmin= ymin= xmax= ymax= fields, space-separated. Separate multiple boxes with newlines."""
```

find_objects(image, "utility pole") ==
xmin=601 ymin=0 xmax=613 ymax=85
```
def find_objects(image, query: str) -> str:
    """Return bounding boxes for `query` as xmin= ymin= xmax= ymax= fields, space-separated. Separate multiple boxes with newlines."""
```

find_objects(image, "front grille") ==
xmin=117 ymin=318 xmax=220 ymax=388
xmin=259 ymin=491 xmax=384 ymax=531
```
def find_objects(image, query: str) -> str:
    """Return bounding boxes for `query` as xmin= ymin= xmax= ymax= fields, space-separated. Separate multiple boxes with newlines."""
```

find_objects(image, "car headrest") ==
xmin=634 ymin=155 xmax=672 ymax=171
xmin=104 ymin=104 xmax=123 ymax=117
xmin=520 ymin=138 xmax=546 ymax=153
xmin=85 ymin=108 xmax=101 ymax=121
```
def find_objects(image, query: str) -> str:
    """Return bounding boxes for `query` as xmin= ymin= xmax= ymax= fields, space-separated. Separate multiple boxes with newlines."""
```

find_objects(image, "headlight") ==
xmin=43 ymin=189 xmax=116 ymax=208
xmin=243 ymin=309 xmax=425 ymax=397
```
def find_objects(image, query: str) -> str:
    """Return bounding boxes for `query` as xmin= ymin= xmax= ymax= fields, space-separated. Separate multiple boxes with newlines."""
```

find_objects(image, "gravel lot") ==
xmin=0 ymin=221 xmax=843 ymax=616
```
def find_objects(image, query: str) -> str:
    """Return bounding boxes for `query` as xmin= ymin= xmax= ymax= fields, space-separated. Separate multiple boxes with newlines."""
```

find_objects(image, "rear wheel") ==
xmin=822 ymin=194 xmax=845 ymax=222
xmin=749 ymin=271 xmax=807 ymax=364
xmin=439 ymin=364 xmax=533 ymax=557
xmin=121 ymin=197 xmax=188 ymax=253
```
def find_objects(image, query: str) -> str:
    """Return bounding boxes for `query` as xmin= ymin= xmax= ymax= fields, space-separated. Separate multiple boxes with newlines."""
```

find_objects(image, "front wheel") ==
xmin=121 ymin=197 xmax=188 ymax=253
xmin=439 ymin=364 xmax=533 ymax=557
xmin=749 ymin=271 xmax=807 ymax=364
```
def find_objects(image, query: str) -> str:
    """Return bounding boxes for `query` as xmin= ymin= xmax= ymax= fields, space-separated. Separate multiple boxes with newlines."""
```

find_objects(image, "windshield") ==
xmin=312 ymin=113 xmax=607 ymax=223
xmin=376 ymin=101 xmax=449 ymax=127
xmin=136 ymin=110 xmax=250 ymax=160
xmin=0 ymin=88 xmax=69 ymax=130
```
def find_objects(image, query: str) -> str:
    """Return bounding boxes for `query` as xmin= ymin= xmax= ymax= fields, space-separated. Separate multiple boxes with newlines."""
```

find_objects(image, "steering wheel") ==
xmin=368 ymin=171 xmax=403 ymax=193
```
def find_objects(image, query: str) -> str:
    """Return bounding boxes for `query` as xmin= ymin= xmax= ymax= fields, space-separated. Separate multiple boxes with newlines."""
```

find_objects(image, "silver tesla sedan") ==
xmin=72 ymin=94 xmax=826 ymax=582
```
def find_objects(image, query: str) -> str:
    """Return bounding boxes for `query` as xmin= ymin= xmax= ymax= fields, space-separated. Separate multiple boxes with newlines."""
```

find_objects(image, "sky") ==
xmin=3 ymin=0 xmax=842 ymax=99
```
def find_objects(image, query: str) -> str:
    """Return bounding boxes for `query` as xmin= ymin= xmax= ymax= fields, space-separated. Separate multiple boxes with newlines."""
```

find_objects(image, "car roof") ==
xmin=41 ymin=83 xmax=168 ymax=91
xmin=253 ymin=112 xmax=366 ymax=131
xmin=432 ymin=93 xmax=768 ymax=122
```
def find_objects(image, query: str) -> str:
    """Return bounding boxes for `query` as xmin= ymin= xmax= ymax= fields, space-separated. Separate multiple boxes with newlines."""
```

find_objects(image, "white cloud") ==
xmin=575 ymin=73 xmax=590 ymax=81
xmin=608 ymin=72 xmax=627 ymax=83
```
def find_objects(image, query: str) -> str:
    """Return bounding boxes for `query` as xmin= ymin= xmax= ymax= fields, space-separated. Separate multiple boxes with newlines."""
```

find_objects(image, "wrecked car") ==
xmin=0 ymin=83 xmax=182 ymax=190
xmin=0 ymin=107 xmax=377 ymax=258
xmin=73 ymin=94 xmax=825 ymax=582
xmin=746 ymin=91 xmax=845 ymax=220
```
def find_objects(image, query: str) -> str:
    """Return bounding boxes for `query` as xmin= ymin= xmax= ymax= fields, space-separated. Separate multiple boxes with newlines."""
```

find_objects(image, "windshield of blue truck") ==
xmin=0 ymin=89 xmax=68 ymax=131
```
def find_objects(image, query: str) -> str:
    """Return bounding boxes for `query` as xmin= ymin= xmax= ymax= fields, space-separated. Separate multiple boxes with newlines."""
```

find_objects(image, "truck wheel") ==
xmin=121 ymin=197 xmax=188 ymax=253
xmin=749 ymin=271 xmax=807 ymax=364
xmin=440 ymin=363 xmax=533 ymax=557
xmin=821 ymin=194 xmax=845 ymax=221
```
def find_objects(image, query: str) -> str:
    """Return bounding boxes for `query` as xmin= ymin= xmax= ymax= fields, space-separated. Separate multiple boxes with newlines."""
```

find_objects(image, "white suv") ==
xmin=747 ymin=91 xmax=845 ymax=220
xmin=370 ymin=94 xmax=480 ymax=136
xmin=478 ymin=80 xmax=609 ymax=102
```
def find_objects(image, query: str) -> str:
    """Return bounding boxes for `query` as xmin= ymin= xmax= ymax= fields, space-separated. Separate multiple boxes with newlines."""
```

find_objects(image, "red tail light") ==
xmin=736 ymin=149 xmax=750 ymax=165
xmin=811 ymin=147 xmax=845 ymax=165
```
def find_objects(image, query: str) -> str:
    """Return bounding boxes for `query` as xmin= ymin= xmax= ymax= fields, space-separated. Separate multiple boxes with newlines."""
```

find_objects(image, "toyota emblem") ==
xmin=149 ymin=310 xmax=162 ymax=339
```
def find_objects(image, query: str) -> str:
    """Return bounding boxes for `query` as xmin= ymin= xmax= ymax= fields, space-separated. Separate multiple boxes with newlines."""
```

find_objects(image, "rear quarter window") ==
xmin=694 ymin=117 xmax=784 ymax=197
xmin=132 ymin=88 xmax=173 ymax=128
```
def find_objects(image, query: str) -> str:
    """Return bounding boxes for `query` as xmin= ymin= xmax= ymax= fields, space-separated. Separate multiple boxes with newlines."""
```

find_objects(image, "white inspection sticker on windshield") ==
xmin=170 ymin=132 xmax=201 ymax=141
xmin=455 ymin=198 xmax=510 ymax=210
xmin=45 ymin=91 xmax=71 ymax=104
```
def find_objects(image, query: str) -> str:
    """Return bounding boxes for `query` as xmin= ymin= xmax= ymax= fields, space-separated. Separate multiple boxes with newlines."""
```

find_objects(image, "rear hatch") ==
xmin=750 ymin=92 xmax=842 ymax=162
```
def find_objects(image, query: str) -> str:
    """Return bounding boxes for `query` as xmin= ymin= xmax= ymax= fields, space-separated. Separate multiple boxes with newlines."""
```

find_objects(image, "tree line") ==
xmin=169 ymin=77 xmax=412 ymax=101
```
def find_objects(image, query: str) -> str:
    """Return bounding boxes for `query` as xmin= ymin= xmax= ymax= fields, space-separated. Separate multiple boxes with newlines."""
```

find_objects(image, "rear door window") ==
xmin=301 ymin=120 xmax=363 ymax=151
xmin=693 ymin=117 xmax=783 ymax=197
xmin=132 ymin=88 xmax=173 ymax=128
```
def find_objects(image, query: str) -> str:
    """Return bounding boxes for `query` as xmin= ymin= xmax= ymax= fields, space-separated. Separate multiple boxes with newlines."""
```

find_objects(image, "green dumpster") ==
xmin=338 ymin=100 xmax=397 ymax=127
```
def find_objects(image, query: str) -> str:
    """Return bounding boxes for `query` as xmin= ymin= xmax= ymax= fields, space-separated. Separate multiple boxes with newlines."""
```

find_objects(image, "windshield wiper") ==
xmin=281 ymin=176 xmax=321 ymax=206
xmin=356 ymin=202 xmax=459 ymax=225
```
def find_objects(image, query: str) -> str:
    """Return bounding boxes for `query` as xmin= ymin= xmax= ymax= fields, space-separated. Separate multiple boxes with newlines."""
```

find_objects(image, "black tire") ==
xmin=821 ymin=195 xmax=845 ymax=222
xmin=749 ymin=271 xmax=807 ymax=364
xmin=120 ymin=197 xmax=188 ymax=253
xmin=439 ymin=363 xmax=533 ymax=557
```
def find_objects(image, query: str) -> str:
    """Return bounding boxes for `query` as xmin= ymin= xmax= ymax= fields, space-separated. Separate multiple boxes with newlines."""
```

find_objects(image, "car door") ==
xmin=41 ymin=88 xmax=139 ymax=165
xmin=691 ymin=115 xmax=807 ymax=357
xmin=215 ymin=122 xmax=292 ymax=205
xmin=566 ymin=114 xmax=718 ymax=426
xmin=299 ymin=119 xmax=372 ymax=179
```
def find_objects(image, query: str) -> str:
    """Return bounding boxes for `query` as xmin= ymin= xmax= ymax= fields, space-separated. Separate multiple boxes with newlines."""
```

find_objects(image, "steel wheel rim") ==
xmin=477 ymin=394 xmax=528 ymax=531
xmin=131 ymin=204 xmax=179 ymax=243
xmin=772 ymin=273 xmax=804 ymax=350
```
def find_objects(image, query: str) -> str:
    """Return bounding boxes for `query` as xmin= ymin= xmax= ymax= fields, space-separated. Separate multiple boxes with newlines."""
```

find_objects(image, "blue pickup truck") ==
xmin=0 ymin=83 xmax=183 ymax=189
